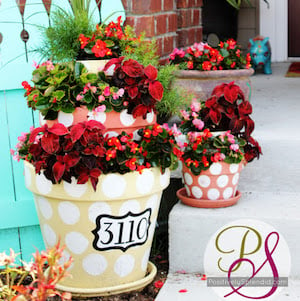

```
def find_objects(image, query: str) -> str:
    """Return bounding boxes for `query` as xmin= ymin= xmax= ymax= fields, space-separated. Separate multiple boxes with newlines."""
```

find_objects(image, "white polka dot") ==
xmin=43 ymin=224 xmax=57 ymax=247
xmin=58 ymin=250 xmax=73 ymax=270
xmin=209 ymin=163 xmax=222 ymax=175
xmin=88 ymin=202 xmax=112 ymax=223
xmin=191 ymin=186 xmax=203 ymax=198
xmin=105 ymin=64 xmax=115 ymax=76
xmin=36 ymin=173 xmax=52 ymax=195
xmin=114 ymin=254 xmax=135 ymax=277
xmin=146 ymin=194 xmax=159 ymax=212
xmin=185 ymin=185 xmax=191 ymax=196
xmin=217 ymin=175 xmax=229 ymax=188
xmin=94 ymin=111 xmax=106 ymax=124
xmin=39 ymin=113 xmax=47 ymax=126
xmin=230 ymin=164 xmax=239 ymax=174
xmin=58 ymin=112 xmax=74 ymax=127
xmin=160 ymin=169 xmax=170 ymax=188
xmin=184 ymin=172 xmax=193 ymax=185
xmin=141 ymin=248 xmax=151 ymax=271
xmin=65 ymin=232 xmax=89 ymax=254
xmin=119 ymin=200 xmax=141 ymax=215
xmin=223 ymin=187 xmax=234 ymax=199
xmin=24 ymin=164 xmax=32 ymax=187
xmin=198 ymin=175 xmax=210 ymax=188
xmin=146 ymin=111 xmax=154 ymax=123
xmin=120 ymin=110 xmax=135 ymax=126
xmin=63 ymin=177 xmax=87 ymax=198
xmin=83 ymin=254 xmax=108 ymax=276
xmin=207 ymin=189 xmax=220 ymax=200
xmin=102 ymin=174 xmax=127 ymax=198
xmin=58 ymin=201 xmax=80 ymax=225
xmin=232 ymin=173 xmax=240 ymax=185
xmin=37 ymin=196 xmax=53 ymax=220
xmin=133 ymin=130 xmax=142 ymax=141
xmin=136 ymin=169 xmax=154 ymax=194
xmin=104 ymin=131 xmax=119 ymax=138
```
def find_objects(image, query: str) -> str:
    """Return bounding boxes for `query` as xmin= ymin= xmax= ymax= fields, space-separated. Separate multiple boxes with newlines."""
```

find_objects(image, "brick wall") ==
xmin=122 ymin=0 xmax=203 ymax=59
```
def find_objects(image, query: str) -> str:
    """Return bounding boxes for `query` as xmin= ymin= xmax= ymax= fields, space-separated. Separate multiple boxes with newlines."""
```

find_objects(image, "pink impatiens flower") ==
xmin=230 ymin=144 xmax=239 ymax=152
xmin=192 ymin=119 xmax=204 ymax=130
xmin=103 ymin=86 xmax=111 ymax=96
xmin=94 ymin=105 xmax=106 ymax=113
xmin=190 ymin=101 xmax=201 ymax=112
xmin=169 ymin=48 xmax=185 ymax=60
xmin=180 ymin=110 xmax=190 ymax=120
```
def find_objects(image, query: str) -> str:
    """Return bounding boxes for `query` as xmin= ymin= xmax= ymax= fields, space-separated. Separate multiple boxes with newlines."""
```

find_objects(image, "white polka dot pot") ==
xmin=180 ymin=162 xmax=243 ymax=207
xmin=40 ymin=109 xmax=156 ymax=138
xmin=76 ymin=59 xmax=111 ymax=75
xmin=24 ymin=161 xmax=170 ymax=296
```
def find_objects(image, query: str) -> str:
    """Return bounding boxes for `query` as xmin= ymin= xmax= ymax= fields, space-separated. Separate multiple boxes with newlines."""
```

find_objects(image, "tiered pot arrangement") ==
xmin=169 ymin=39 xmax=254 ymax=101
xmin=14 ymin=19 xmax=181 ymax=296
xmin=174 ymin=82 xmax=262 ymax=208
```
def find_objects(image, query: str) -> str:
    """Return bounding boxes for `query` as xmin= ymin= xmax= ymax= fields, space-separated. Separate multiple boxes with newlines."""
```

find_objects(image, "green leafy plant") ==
xmin=226 ymin=0 xmax=269 ymax=10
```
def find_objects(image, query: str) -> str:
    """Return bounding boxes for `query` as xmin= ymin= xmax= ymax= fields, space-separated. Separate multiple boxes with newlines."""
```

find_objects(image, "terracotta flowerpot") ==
xmin=178 ymin=162 xmax=243 ymax=208
xmin=40 ymin=109 xmax=156 ymax=138
xmin=24 ymin=161 xmax=170 ymax=296
xmin=173 ymin=68 xmax=254 ymax=101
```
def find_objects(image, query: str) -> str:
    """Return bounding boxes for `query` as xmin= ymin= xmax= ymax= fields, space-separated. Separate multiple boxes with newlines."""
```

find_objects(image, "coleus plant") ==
xmin=199 ymin=82 xmax=261 ymax=162
xmin=13 ymin=121 xmax=179 ymax=191
xmin=103 ymin=57 xmax=164 ymax=118
xmin=169 ymin=39 xmax=251 ymax=71
xmin=175 ymin=129 xmax=246 ymax=176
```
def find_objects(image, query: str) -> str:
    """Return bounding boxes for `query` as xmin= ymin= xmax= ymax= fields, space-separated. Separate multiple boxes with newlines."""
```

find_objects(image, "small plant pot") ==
xmin=173 ymin=68 xmax=254 ymax=101
xmin=40 ymin=109 xmax=156 ymax=137
xmin=179 ymin=162 xmax=243 ymax=208
xmin=24 ymin=161 xmax=170 ymax=296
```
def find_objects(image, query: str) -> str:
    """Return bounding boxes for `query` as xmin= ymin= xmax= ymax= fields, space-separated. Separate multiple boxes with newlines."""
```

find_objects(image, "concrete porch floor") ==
xmin=156 ymin=62 xmax=300 ymax=300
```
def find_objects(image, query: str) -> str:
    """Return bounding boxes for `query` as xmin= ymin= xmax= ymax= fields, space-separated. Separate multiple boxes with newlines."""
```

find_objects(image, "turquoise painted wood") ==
xmin=0 ymin=0 xmax=125 ymax=261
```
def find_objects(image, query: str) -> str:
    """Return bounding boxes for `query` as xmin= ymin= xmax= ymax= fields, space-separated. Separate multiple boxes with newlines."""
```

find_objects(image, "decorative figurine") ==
xmin=249 ymin=36 xmax=272 ymax=74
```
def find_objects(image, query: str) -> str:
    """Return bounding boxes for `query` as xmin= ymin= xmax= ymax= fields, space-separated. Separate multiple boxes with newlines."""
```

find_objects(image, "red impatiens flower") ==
xmin=154 ymin=280 xmax=164 ymax=289
xmin=92 ymin=40 xmax=111 ymax=58
xmin=78 ymin=34 xmax=90 ymax=49
xmin=125 ymin=158 xmax=137 ymax=170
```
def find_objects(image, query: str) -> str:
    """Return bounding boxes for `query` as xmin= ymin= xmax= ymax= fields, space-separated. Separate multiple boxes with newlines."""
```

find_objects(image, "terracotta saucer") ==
xmin=176 ymin=188 xmax=241 ymax=208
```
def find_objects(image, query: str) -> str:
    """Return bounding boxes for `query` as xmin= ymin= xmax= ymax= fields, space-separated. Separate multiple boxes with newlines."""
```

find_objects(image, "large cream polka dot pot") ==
xmin=182 ymin=162 xmax=243 ymax=200
xmin=24 ymin=161 xmax=170 ymax=293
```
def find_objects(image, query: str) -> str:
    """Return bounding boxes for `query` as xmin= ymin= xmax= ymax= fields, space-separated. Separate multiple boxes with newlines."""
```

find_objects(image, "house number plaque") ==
xmin=92 ymin=208 xmax=152 ymax=252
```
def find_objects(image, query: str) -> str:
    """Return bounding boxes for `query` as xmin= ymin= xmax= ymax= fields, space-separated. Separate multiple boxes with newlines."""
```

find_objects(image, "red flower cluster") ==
xmin=169 ymin=39 xmax=251 ymax=71
xmin=104 ymin=57 xmax=164 ymax=118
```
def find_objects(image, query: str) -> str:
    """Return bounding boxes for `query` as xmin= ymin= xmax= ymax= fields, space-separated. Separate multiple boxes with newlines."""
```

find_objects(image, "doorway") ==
xmin=288 ymin=0 xmax=300 ymax=57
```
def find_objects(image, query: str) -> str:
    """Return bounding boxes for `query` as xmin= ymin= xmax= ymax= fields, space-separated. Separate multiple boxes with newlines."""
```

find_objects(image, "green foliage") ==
xmin=156 ymin=64 xmax=187 ymax=118
xmin=38 ymin=4 xmax=97 ymax=62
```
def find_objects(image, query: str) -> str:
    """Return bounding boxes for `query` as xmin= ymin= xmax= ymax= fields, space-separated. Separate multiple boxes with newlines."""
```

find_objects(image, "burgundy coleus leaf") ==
xmin=86 ymin=120 xmax=105 ymax=131
xmin=41 ymin=133 xmax=60 ymax=154
xmin=144 ymin=64 xmax=158 ymax=80
xmin=209 ymin=108 xmax=222 ymax=125
xmin=244 ymin=117 xmax=255 ymax=137
xmin=90 ymin=168 xmax=101 ymax=191
xmin=29 ymin=126 xmax=44 ymax=143
xmin=149 ymin=81 xmax=163 ymax=101
xmin=47 ymin=123 xmax=69 ymax=136
xmin=229 ymin=117 xmax=244 ymax=133
xmin=211 ymin=83 xmax=227 ymax=98
xmin=64 ymin=152 xmax=80 ymax=170
xmin=52 ymin=161 xmax=65 ymax=182
xmin=122 ymin=59 xmax=144 ymax=77
xmin=224 ymin=106 xmax=235 ymax=118
xmin=125 ymin=77 xmax=137 ymax=85
xmin=77 ymin=173 xmax=89 ymax=184
xmin=224 ymin=84 xmax=239 ymax=104
xmin=205 ymin=96 xmax=217 ymax=108
xmin=132 ymin=104 xmax=148 ymax=118
xmin=70 ymin=123 xmax=86 ymax=142
xmin=238 ymin=101 xmax=252 ymax=116
xmin=103 ymin=56 xmax=124 ymax=72
xmin=128 ymin=86 xmax=139 ymax=99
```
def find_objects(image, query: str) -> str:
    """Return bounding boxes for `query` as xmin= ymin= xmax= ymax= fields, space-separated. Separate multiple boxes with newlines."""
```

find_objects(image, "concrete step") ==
xmin=156 ymin=274 xmax=300 ymax=301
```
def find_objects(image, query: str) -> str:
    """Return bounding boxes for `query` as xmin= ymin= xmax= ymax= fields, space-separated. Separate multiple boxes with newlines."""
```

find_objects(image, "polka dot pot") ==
xmin=40 ymin=109 xmax=156 ymax=138
xmin=182 ymin=162 xmax=243 ymax=203
xmin=24 ymin=161 xmax=170 ymax=296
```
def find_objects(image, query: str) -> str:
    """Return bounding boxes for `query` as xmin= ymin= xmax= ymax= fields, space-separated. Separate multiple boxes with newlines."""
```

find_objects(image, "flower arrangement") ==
xmin=22 ymin=58 xmax=163 ymax=120
xmin=78 ymin=16 xmax=138 ymax=59
xmin=169 ymin=39 xmax=251 ymax=71
xmin=0 ymin=242 xmax=72 ymax=301
xmin=12 ymin=121 xmax=179 ymax=191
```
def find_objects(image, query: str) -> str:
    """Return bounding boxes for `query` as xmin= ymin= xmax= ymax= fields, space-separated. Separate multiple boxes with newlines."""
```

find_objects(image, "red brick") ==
xmin=179 ymin=9 xmax=192 ymax=28
xmin=168 ymin=13 xmax=177 ymax=32
xmin=195 ymin=27 xmax=203 ymax=42
xmin=135 ymin=16 xmax=155 ymax=37
xmin=121 ymin=0 xmax=130 ymax=11
xmin=163 ymin=0 xmax=174 ymax=11
xmin=155 ymin=14 xmax=167 ymax=36
xmin=193 ymin=9 xmax=200 ymax=26
xmin=187 ymin=0 xmax=196 ymax=7
xmin=177 ymin=29 xmax=188 ymax=47
xmin=163 ymin=35 xmax=176 ymax=54
xmin=132 ymin=0 xmax=162 ymax=14
xmin=177 ymin=0 xmax=188 ymax=9
xmin=156 ymin=37 xmax=163 ymax=57
xmin=187 ymin=27 xmax=196 ymax=45
xmin=195 ymin=0 xmax=203 ymax=7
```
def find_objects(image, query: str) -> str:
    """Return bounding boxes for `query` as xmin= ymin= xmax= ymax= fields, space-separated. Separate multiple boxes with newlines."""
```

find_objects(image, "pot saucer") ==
xmin=176 ymin=187 xmax=241 ymax=208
